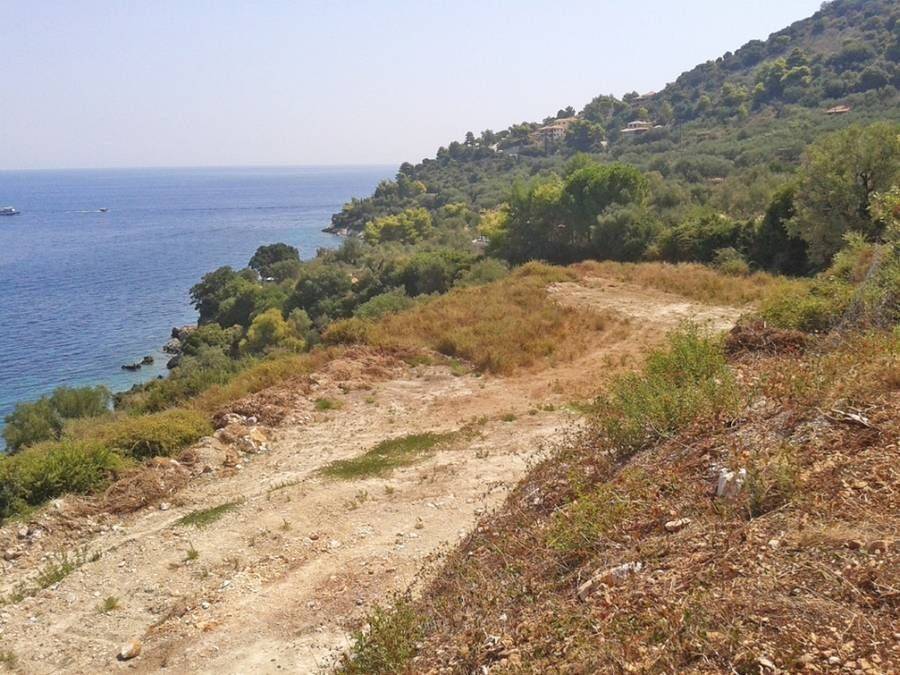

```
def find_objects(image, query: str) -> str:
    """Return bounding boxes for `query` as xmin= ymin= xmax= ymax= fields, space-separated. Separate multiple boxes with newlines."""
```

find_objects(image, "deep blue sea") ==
xmin=0 ymin=166 xmax=391 ymax=443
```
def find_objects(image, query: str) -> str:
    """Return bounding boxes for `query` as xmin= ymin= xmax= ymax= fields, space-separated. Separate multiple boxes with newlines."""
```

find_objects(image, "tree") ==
xmin=563 ymin=163 xmax=648 ymax=253
xmin=790 ymin=123 xmax=900 ymax=265
xmin=480 ymin=129 xmax=497 ymax=147
xmin=249 ymin=243 xmax=300 ymax=279
xmin=591 ymin=204 xmax=660 ymax=261
xmin=190 ymin=266 xmax=239 ymax=324
xmin=240 ymin=308 xmax=299 ymax=354
xmin=364 ymin=208 xmax=433 ymax=244
xmin=750 ymin=185 xmax=808 ymax=275
xmin=564 ymin=119 xmax=605 ymax=152
xmin=286 ymin=263 xmax=354 ymax=321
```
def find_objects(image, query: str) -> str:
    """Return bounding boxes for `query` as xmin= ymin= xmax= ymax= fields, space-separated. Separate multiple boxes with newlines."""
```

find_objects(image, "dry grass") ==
xmin=572 ymin=260 xmax=805 ymax=306
xmin=189 ymin=348 xmax=341 ymax=415
xmin=326 ymin=262 xmax=607 ymax=374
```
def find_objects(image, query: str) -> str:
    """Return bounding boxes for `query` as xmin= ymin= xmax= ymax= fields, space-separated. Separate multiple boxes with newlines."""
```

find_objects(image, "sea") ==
xmin=0 ymin=166 xmax=391 ymax=444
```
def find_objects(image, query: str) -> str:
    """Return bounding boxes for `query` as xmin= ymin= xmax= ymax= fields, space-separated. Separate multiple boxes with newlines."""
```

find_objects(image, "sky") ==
xmin=0 ymin=0 xmax=824 ymax=170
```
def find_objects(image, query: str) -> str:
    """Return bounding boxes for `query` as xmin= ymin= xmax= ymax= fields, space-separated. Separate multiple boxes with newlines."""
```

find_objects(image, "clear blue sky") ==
xmin=0 ymin=0 xmax=823 ymax=170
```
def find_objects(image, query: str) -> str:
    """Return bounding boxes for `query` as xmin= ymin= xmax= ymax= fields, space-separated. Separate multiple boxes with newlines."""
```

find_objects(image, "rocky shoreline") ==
xmin=161 ymin=324 xmax=196 ymax=369
xmin=118 ymin=325 xmax=195 ymax=378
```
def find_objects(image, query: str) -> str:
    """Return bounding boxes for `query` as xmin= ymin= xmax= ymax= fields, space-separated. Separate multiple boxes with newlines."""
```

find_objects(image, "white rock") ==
xmin=664 ymin=518 xmax=692 ymax=533
xmin=716 ymin=468 xmax=747 ymax=498
xmin=595 ymin=561 xmax=643 ymax=586
xmin=118 ymin=639 xmax=141 ymax=660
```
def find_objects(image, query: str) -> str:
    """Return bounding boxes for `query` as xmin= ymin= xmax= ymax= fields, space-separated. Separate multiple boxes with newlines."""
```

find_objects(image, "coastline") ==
xmin=0 ymin=165 xmax=390 ymax=442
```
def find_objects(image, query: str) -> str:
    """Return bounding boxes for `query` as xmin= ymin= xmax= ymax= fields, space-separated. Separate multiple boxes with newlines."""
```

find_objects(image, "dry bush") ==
xmin=79 ymin=409 xmax=211 ymax=460
xmin=189 ymin=348 xmax=339 ymax=414
xmin=97 ymin=457 xmax=190 ymax=514
xmin=325 ymin=262 xmax=605 ymax=374
xmin=724 ymin=320 xmax=808 ymax=355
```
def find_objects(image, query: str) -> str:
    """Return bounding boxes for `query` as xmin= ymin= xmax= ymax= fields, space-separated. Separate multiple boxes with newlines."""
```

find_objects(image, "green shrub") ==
xmin=758 ymin=281 xmax=853 ymax=331
xmin=120 ymin=348 xmax=246 ymax=413
xmin=322 ymin=317 xmax=373 ymax=345
xmin=3 ymin=386 xmax=111 ymax=451
xmin=339 ymin=600 xmax=424 ymax=674
xmin=176 ymin=500 xmax=242 ymax=528
xmin=323 ymin=432 xmax=456 ymax=479
xmin=353 ymin=289 xmax=414 ymax=320
xmin=712 ymin=247 xmax=751 ymax=276
xmin=0 ymin=441 xmax=123 ymax=519
xmin=757 ymin=235 xmax=896 ymax=332
xmin=595 ymin=326 xmax=740 ymax=457
xmin=454 ymin=257 xmax=509 ymax=287
xmin=2 ymin=399 xmax=61 ymax=452
xmin=87 ymin=409 xmax=211 ymax=459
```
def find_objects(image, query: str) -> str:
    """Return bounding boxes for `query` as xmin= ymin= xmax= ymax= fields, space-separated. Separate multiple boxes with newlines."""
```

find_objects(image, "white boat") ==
xmin=0 ymin=207 xmax=19 ymax=216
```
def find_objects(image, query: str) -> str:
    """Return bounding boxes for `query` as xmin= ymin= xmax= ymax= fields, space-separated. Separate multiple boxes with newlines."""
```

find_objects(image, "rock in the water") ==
xmin=141 ymin=355 xmax=154 ymax=365
xmin=172 ymin=325 xmax=196 ymax=341
xmin=163 ymin=337 xmax=182 ymax=354
xmin=118 ymin=639 xmax=142 ymax=660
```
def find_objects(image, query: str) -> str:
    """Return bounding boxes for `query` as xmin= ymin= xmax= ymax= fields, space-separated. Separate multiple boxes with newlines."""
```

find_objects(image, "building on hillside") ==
xmin=825 ymin=104 xmax=851 ymax=115
xmin=532 ymin=117 xmax=577 ymax=143
xmin=620 ymin=120 xmax=653 ymax=135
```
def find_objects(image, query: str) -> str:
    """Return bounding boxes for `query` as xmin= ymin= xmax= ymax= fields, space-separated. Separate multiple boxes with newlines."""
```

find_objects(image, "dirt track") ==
xmin=0 ymin=277 xmax=743 ymax=674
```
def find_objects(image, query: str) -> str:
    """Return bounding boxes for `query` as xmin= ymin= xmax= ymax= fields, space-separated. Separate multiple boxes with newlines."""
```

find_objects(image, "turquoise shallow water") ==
xmin=0 ymin=166 xmax=390 ymax=442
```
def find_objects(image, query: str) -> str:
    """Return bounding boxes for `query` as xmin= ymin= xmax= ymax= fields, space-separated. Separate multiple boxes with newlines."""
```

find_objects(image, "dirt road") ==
xmin=0 ymin=276 xmax=743 ymax=674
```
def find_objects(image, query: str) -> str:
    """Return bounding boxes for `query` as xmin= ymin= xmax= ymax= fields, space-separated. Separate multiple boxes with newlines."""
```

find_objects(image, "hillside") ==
xmin=0 ymin=2 xmax=897 ymax=673
xmin=0 ymin=265 xmax=753 ymax=673
xmin=328 ymin=0 xmax=900 ymax=235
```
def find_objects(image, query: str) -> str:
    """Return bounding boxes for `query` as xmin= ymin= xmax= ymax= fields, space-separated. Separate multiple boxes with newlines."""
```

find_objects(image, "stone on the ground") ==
xmin=716 ymin=467 xmax=747 ymax=498
xmin=118 ymin=639 xmax=141 ymax=660
xmin=664 ymin=517 xmax=691 ymax=533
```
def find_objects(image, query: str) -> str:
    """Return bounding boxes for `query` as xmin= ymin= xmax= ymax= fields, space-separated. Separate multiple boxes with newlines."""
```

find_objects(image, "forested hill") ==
xmin=328 ymin=0 xmax=900 ymax=235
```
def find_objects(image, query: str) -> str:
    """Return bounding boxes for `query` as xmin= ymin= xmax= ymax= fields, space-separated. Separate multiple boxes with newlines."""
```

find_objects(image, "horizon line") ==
xmin=0 ymin=162 xmax=402 ymax=173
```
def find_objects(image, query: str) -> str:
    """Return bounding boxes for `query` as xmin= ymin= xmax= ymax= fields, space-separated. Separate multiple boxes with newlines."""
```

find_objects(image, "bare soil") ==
xmin=0 ymin=277 xmax=743 ymax=674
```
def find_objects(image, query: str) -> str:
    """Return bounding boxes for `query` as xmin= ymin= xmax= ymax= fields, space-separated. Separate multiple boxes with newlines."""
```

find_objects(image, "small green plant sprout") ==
xmin=35 ymin=548 xmax=92 ymax=589
xmin=314 ymin=397 xmax=342 ymax=411
xmin=176 ymin=500 xmax=241 ymax=528
xmin=0 ymin=650 xmax=17 ymax=669
xmin=184 ymin=542 xmax=200 ymax=562
xmin=98 ymin=596 xmax=120 ymax=613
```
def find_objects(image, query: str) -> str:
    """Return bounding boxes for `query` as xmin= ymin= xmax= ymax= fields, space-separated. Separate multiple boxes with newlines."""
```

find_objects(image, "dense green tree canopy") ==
xmin=790 ymin=122 xmax=900 ymax=263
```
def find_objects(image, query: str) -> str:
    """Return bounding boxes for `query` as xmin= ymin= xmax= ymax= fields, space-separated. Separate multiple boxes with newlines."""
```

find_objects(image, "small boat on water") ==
xmin=0 ymin=207 xmax=19 ymax=216
xmin=99 ymin=208 xmax=109 ymax=213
